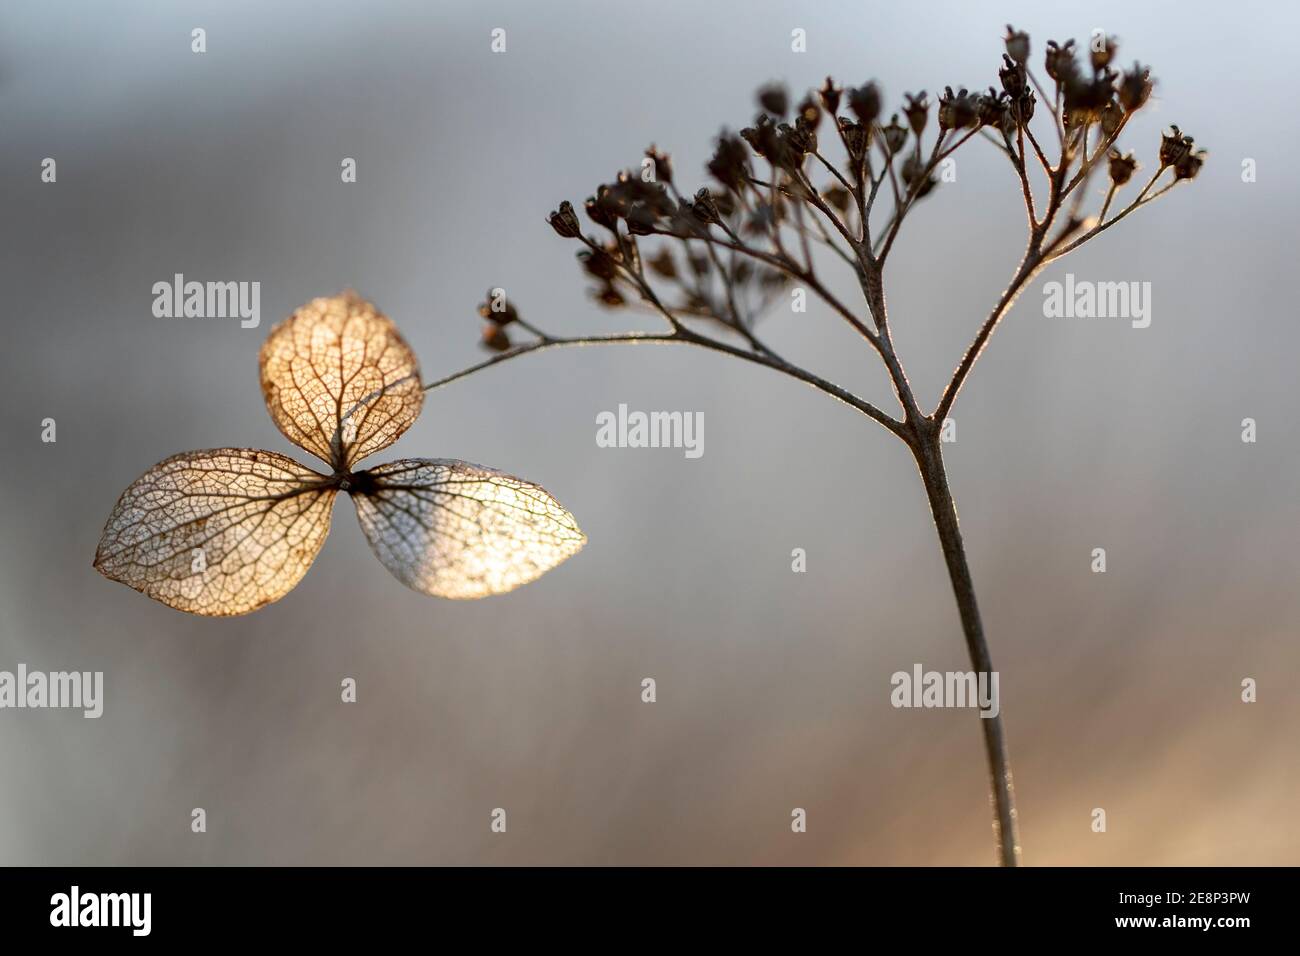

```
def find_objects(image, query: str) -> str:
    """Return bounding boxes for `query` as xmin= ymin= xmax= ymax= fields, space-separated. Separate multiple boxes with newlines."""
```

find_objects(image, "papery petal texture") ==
xmin=94 ymin=449 xmax=336 ymax=616
xmin=350 ymin=458 xmax=586 ymax=599
xmin=259 ymin=292 xmax=424 ymax=470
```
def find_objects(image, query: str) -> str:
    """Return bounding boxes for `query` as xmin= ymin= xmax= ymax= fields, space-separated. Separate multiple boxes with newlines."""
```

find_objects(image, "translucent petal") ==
xmin=94 ymin=449 xmax=336 ymax=616
xmin=259 ymin=292 xmax=424 ymax=470
xmin=350 ymin=459 xmax=586 ymax=599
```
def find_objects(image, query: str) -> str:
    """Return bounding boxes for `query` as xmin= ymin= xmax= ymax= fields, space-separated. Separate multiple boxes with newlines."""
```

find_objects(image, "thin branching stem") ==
xmin=476 ymin=41 xmax=1199 ymax=866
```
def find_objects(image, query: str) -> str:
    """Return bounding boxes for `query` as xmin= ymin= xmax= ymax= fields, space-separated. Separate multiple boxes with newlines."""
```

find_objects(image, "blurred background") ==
xmin=1 ymin=0 xmax=1296 ymax=865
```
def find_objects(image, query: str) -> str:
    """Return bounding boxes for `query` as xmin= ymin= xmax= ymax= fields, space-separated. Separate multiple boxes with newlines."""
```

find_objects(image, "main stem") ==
xmin=911 ymin=425 xmax=1021 ymax=866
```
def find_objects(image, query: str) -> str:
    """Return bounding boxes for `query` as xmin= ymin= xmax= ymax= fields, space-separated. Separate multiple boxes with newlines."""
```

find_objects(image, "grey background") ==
xmin=1 ymin=0 xmax=1296 ymax=865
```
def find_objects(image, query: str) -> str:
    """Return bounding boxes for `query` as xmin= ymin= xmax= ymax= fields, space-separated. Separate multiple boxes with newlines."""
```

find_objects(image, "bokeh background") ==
xmin=1 ymin=0 xmax=1296 ymax=865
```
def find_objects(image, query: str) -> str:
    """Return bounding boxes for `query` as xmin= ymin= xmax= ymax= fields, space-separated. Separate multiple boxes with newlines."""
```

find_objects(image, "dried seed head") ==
xmin=848 ymin=82 xmax=882 ymax=125
xmin=1118 ymin=62 xmax=1153 ymax=112
xmin=901 ymin=153 xmax=937 ymax=197
xmin=691 ymin=187 xmax=721 ymax=224
xmin=1090 ymin=34 xmax=1118 ymax=72
xmin=1062 ymin=71 xmax=1116 ymax=122
xmin=481 ymin=323 xmax=512 ymax=352
xmin=977 ymin=88 xmax=1009 ymax=128
xmin=1045 ymin=39 xmax=1078 ymax=83
xmin=783 ymin=119 xmax=818 ymax=156
xmin=1099 ymin=99 xmax=1124 ymax=138
xmin=882 ymin=113 xmax=908 ymax=154
xmin=1004 ymin=25 xmax=1030 ymax=64
xmin=547 ymin=200 xmax=582 ymax=238
xmin=1174 ymin=147 xmax=1206 ymax=181
xmin=585 ymin=185 xmax=621 ymax=231
xmin=796 ymin=94 xmax=822 ymax=131
xmin=938 ymin=86 xmax=978 ymax=131
xmin=837 ymin=116 xmax=868 ymax=163
xmin=818 ymin=76 xmax=842 ymax=115
xmin=741 ymin=115 xmax=791 ymax=167
xmin=1013 ymin=88 xmax=1035 ymax=124
xmin=607 ymin=174 xmax=673 ymax=217
xmin=758 ymin=83 xmax=789 ymax=117
xmin=903 ymin=91 xmax=929 ymax=135
xmin=707 ymin=132 xmax=751 ymax=191
xmin=1107 ymin=148 xmax=1138 ymax=186
xmin=999 ymin=54 xmax=1027 ymax=98
xmin=1159 ymin=125 xmax=1195 ymax=168
xmin=625 ymin=203 xmax=657 ymax=236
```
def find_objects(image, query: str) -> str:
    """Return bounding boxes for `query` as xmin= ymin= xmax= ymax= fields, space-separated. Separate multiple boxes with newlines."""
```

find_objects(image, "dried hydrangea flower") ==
xmin=94 ymin=292 xmax=585 ymax=615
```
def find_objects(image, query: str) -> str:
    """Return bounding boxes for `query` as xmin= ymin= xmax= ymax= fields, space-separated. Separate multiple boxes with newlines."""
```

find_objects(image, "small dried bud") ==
xmin=784 ymin=120 xmax=817 ymax=156
xmin=481 ymin=324 xmax=512 ymax=352
xmin=691 ymin=187 xmax=721 ymax=224
xmin=707 ymin=132 xmax=751 ymax=192
xmin=999 ymin=54 xmax=1026 ymax=98
xmin=1099 ymin=99 xmax=1124 ymax=138
xmin=1062 ymin=72 xmax=1115 ymax=122
xmin=1159 ymin=125 xmax=1195 ymax=169
xmin=547 ymin=200 xmax=582 ymax=238
xmin=584 ymin=186 xmax=620 ymax=231
xmin=796 ymin=95 xmax=822 ymax=131
xmin=818 ymin=76 xmax=842 ymax=115
xmin=901 ymin=154 xmax=937 ymax=198
xmin=903 ymin=91 xmax=929 ymax=135
xmin=478 ymin=289 xmax=519 ymax=325
xmin=837 ymin=117 xmax=868 ymax=163
xmin=1004 ymin=25 xmax=1030 ymax=64
xmin=882 ymin=114 xmax=908 ymax=154
xmin=848 ymin=82 xmax=882 ymax=125
xmin=1118 ymin=62 xmax=1153 ymax=112
xmin=1045 ymin=39 xmax=1078 ymax=83
xmin=938 ymin=86 xmax=978 ymax=131
xmin=977 ymin=89 xmax=1008 ymax=128
xmin=1090 ymin=34 xmax=1118 ymax=72
xmin=1173 ymin=147 xmax=1206 ymax=181
xmin=1013 ymin=89 xmax=1035 ymax=124
xmin=625 ymin=203 xmax=657 ymax=236
xmin=758 ymin=83 xmax=789 ymax=117
xmin=1107 ymin=149 xmax=1138 ymax=186
xmin=740 ymin=116 xmax=789 ymax=167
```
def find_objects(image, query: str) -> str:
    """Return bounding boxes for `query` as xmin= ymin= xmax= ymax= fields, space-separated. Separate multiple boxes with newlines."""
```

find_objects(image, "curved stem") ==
xmin=912 ymin=428 xmax=1021 ymax=866
xmin=422 ymin=330 xmax=907 ymax=439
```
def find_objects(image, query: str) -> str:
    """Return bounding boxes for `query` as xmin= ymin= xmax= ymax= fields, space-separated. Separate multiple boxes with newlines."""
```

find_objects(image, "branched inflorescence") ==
xmin=448 ymin=26 xmax=1204 ymax=865
xmin=462 ymin=24 xmax=1202 ymax=441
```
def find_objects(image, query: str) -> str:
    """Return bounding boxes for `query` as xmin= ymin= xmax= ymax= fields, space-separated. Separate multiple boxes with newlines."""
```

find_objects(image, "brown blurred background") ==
xmin=1 ymin=0 xmax=1296 ymax=865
